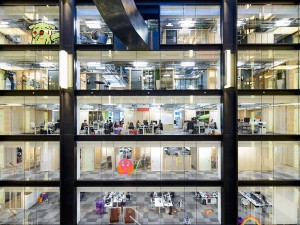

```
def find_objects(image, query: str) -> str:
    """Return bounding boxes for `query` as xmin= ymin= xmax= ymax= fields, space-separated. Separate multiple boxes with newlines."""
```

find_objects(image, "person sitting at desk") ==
xmin=81 ymin=120 xmax=88 ymax=130
xmin=136 ymin=120 xmax=140 ymax=128
xmin=157 ymin=120 xmax=163 ymax=133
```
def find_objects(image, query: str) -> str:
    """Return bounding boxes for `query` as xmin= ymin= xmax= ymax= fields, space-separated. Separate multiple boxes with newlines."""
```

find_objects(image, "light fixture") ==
xmin=39 ymin=62 xmax=55 ymax=67
xmin=133 ymin=62 xmax=148 ymax=68
xmin=0 ymin=21 xmax=9 ymax=28
xmin=179 ymin=20 xmax=195 ymax=28
xmin=275 ymin=18 xmax=291 ymax=27
xmin=224 ymin=50 xmax=234 ymax=88
xmin=59 ymin=50 xmax=68 ymax=89
xmin=85 ymin=20 xmax=102 ymax=29
xmin=87 ymin=62 xmax=101 ymax=67
xmin=166 ymin=22 xmax=173 ymax=27
xmin=180 ymin=62 xmax=195 ymax=67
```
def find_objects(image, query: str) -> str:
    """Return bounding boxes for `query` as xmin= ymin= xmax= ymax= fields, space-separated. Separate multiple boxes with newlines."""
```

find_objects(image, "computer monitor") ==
xmin=151 ymin=120 xmax=157 ymax=125
xmin=244 ymin=118 xmax=250 ymax=123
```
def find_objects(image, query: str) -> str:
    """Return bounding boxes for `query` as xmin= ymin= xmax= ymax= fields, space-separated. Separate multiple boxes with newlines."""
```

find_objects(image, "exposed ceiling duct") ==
xmin=93 ymin=0 xmax=150 ymax=50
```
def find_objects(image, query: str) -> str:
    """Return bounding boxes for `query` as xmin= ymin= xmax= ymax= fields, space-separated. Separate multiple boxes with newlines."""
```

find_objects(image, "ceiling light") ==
xmin=39 ymin=62 xmax=55 ymax=67
xmin=133 ymin=62 xmax=148 ymax=68
xmin=275 ymin=19 xmax=291 ymax=27
xmin=87 ymin=62 xmax=101 ymax=67
xmin=179 ymin=20 xmax=195 ymax=28
xmin=85 ymin=20 xmax=102 ymax=29
xmin=180 ymin=62 xmax=195 ymax=67
xmin=166 ymin=22 xmax=173 ymax=27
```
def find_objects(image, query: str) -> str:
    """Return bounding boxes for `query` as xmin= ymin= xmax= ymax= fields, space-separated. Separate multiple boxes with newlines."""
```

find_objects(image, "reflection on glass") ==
xmin=77 ymin=141 xmax=221 ymax=180
xmin=0 ymin=142 xmax=60 ymax=181
xmin=0 ymin=96 xmax=60 ymax=135
xmin=0 ymin=6 xmax=59 ymax=45
xmin=238 ymin=4 xmax=300 ymax=44
xmin=76 ymin=6 xmax=113 ymax=45
xmin=0 ymin=187 xmax=60 ymax=224
xmin=160 ymin=5 xmax=221 ymax=44
xmin=238 ymin=95 xmax=299 ymax=135
xmin=78 ymin=187 xmax=221 ymax=225
xmin=77 ymin=51 xmax=221 ymax=90
xmin=0 ymin=51 xmax=59 ymax=90
xmin=238 ymin=50 xmax=299 ymax=90
xmin=238 ymin=141 xmax=299 ymax=180
xmin=238 ymin=187 xmax=299 ymax=225
xmin=77 ymin=96 xmax=221 ymax=135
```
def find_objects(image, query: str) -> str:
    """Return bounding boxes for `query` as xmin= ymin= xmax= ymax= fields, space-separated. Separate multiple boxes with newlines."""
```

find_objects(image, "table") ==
xmin=238 ymin=191 xmax=272 ymax=213
xmin=154 ymin=196 xmax=173 ymax=213
xmin=198 ymin=192 xmax=218 ymax=205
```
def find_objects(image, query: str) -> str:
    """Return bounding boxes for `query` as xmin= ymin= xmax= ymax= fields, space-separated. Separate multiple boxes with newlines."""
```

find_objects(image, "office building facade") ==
xmin=0 ymin=0 xmax=299 ymax=224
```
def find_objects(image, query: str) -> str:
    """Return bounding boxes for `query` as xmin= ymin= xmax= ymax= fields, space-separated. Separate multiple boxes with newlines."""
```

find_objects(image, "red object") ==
xmin=118 ymin=159 xmax=134 ymax=174
xmin=137 ymin=108 xmax=149 ymax=112
xmin=40 ymin=30 xmax=44 ymax=35
xmin=129 ymin=129 xmax=137 ymax=135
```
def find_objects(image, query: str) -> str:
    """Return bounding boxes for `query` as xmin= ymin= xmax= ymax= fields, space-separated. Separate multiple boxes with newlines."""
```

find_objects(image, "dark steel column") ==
xmin=222 ymin=0 xmax=238 ymax=225
xmin=59 ymin=0 xmax=76 ymax=225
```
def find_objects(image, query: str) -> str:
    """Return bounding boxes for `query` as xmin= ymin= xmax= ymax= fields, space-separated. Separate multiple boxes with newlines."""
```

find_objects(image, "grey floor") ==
xmin=0 ymin=192 xmax=60 ymax=225
xmin=0 ymin=165 xmax=59 ymax=181
xmin=79 ymin=192 xmax=220 ymax=225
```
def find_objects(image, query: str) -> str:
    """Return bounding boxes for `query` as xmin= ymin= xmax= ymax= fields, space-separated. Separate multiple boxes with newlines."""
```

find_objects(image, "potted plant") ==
xmin=276 ymin=70 xmax=284 ymax=89
xmin=155 ymin=68 xmax=161 ymax=90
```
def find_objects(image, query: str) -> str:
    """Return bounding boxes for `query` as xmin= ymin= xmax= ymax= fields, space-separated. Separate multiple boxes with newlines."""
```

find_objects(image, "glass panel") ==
xmin=76 ymin=5 xmax=113 ymax=45
xmin=0 ymin=51 xmax=59 ymax=90
xmin=238 ymin=50 xmax=300 ymax=90
xmin=0 ymin=142 xmax=60 ymax=181
xmin=160 ymin=5 xmax=221 ymax=44
xmin=78 ymin=186 xmax=221 ymax=225
xmin=77 ymin=50 xmax=221 ymax=90
xmin=238 ymin=4 xmax=300 ymax=44
xmin=0 ymin=6 xmax=59 ymax=45
xmin=238 ymin=141 xmax=300 ymax=180
xmin=0 ymin=187 xmax=60 ymax=224
xmin=238 ymin=95 xmax=299 ymax=135
xmin=0 ymin=96 xmax=60 ymax=135
xmin=238 ymin=187 xmax=300 ymax=225
xmin=77 ymin=141 xmax=221 ymax=181
xmin=77 ymin=96 xmax=222 ymax=135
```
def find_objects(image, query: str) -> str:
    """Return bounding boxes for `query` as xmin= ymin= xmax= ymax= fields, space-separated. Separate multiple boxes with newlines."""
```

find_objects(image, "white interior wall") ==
xmin=274 ymin=187 xmax=299 ymax=224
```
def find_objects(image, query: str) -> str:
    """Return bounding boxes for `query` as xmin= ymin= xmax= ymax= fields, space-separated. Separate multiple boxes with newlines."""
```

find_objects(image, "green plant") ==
xmin=155 ymin=68 xmax=160 ymax=80
xmin=276 ymin=70 xmax=283 ymax=80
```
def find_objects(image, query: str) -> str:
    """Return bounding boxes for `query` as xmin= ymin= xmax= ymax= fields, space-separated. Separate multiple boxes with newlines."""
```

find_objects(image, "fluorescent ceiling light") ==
xmin=179 ymin=20 xmax=195 ymax=28
xmin=124 ymin=67 xmax=132 ymax=70
xmin=85 ymin=20 xmax=101 ymax=29
xmin=166 ymin=22 xmax=173 ymax=27
xmin=275 ymin=19 xmax=291 ymax=27
xmin=40 ymin=62 xmax=55 ymax=67
xmin=133 ymin=62 xmax=148 ymax=68
xmin=87 ymin=62 xmax=101 ymax=67
xmin=180 ymin=62 xmax=195 ymax=67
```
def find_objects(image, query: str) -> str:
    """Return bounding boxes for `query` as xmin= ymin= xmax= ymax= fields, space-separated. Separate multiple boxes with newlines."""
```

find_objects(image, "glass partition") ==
xmin=0 ymin=187 xmax=60 ymax=224
xmin=238 ymin=187 xmax=299 ymax=225
xmin=238 ymin=4 xmax=300 ymax=44
xmin=0 ymin=96 xmax=60 ymax=135
xmin=0 ymin=5 xmax=59 ymax=44
xmin=77 ymin=96 xmax=222 ymax=135
xmin=0 ymin=51 xmax=59 ymax=90
xmin=76 ymin=5 xmax=113 ymax=45
xmin=0 ymin=142 xmax=59 ymax=181
xmin=77 ymin=50 xmax=221 ymax=90
xmin=238 ymin=50 xmax=300 ymax=89
xmin=77 ymin=141 xmax=221 ymax=181
xmin=160 ymin=5 xmax=221 ymax=44
xmin=238 ymin=95 xmax=299 ymax=134
xmin=78 ymin=186 xmax=221 ymax=225
xmin=238 ymin=141 xmax=299 ymax=180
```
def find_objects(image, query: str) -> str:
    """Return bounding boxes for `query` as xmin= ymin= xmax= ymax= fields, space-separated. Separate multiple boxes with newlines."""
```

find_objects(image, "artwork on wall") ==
xmin=29 ymin=22 xmax=60 ymax=44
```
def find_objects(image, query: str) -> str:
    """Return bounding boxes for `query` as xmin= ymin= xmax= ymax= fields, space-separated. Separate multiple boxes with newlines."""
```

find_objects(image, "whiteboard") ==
xmin=161 ymin=111 xmax=173 ymax=124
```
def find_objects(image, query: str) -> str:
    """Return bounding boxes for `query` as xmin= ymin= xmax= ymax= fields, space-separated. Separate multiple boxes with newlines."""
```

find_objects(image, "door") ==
xmin=199 ymin=148 xmax=211 ymax=171
xmin=82 ymin=148 xmax=95 ymax=171
xmin=151 ymin=147 xmax=161 ymax=171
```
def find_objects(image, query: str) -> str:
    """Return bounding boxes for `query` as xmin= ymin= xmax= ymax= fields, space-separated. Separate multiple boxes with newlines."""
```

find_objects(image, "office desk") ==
xmin=138 ymin=125 xmax=148 ymax=134
xmin=198 ymin=192 xmax=218 ymax=204
xmin=238 ymin=191 xmax=272 ymax=213
xmin=154 ymin=196 xmax=173 ymax=213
